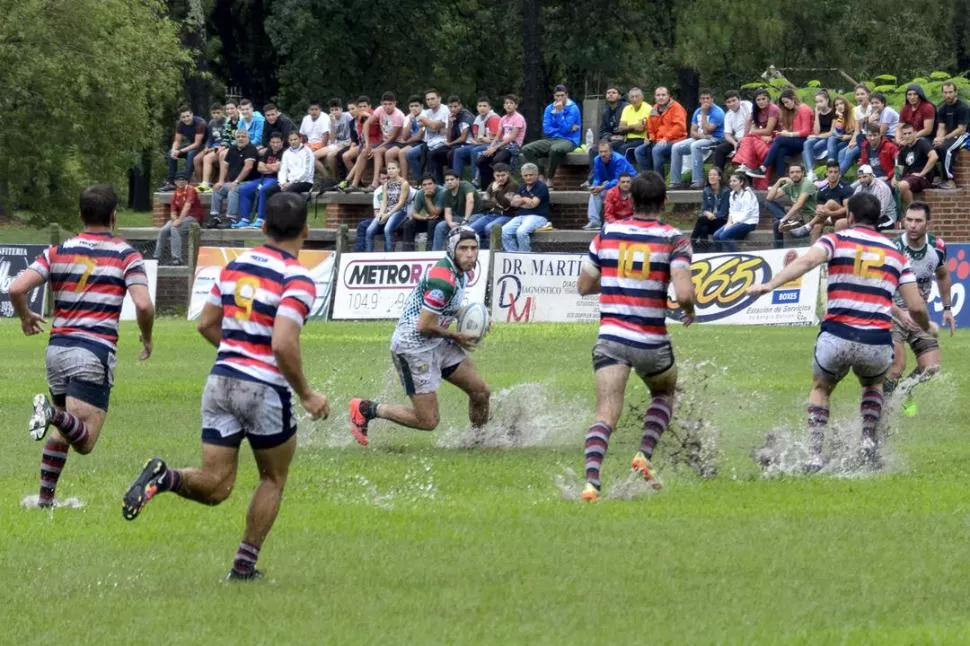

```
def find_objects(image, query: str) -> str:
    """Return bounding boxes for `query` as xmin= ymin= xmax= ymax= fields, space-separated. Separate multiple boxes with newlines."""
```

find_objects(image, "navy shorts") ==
xmin=46 ymin=338 xmax=114 ymax=411
xmin=201 ymin=374 xmax=296 ymax=450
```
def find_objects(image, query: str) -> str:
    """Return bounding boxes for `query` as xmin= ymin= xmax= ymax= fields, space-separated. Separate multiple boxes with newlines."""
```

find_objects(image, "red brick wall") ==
xmin=156 ymin=269 xmax=190 ymax=314
xmin=552 ymin=164 xmax=588 ymax=191
xmin=924 ymin=150 xmax=970 ymax=240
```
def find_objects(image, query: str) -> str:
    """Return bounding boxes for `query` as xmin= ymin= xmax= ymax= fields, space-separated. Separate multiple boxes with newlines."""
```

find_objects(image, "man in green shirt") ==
xmin=432 ymin=169 xmax=481 ymax=251
xmin=766 ymin=162 xmax=817 ymax=249
xmin=401 ymin=174 xmax=447 ymax=251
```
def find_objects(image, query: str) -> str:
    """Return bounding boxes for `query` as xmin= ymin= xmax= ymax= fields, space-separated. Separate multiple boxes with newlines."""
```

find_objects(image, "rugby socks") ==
xmin=359 ymin=399 xmax=379 ymax=421
xmin=640 ymin=396 xmax=673 ymax=459
xmin=232 ymin=542 xmax=260 ymax=575
xmin=861 ymin=387 xmax=884 ymax=442
xmin=51 ymin=409 xmax=89 ymax=447
xmin=158 ymin=467 xmax=182 ymax=494
xmin=39 ymin=438 xmax=70 ymax=505
xmin=883 ymin=376 xmax=898 ymax=396
xmin=583 ymin=422 xmax=613 ymax=490
xmin=807 ymin=404 xmax=829 ymax=455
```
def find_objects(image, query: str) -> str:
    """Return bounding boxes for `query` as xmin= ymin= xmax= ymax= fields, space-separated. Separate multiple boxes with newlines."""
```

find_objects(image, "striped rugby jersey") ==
xmin=815 ymin=226 xmax=915 ymax=344
xmin=28 ymin=231 xmax=147 ymax=352
xmin=391 ymin=257 xmax=466 ymax=354
xmin=587 ymin=218 xmax=692 ymax=349
xmin=207 ymin=245 xmax=316 ymax=389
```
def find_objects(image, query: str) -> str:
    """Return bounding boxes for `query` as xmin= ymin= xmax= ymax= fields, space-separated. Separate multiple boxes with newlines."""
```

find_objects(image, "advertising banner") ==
xmin=332 ymin=252 xmax=491 ymax=320
xmin=931 ymin=242 xmax=970 ymax=327
xmin=490 ymin=253 xmax=599 ymax=323
xmin=0 ymin=244 xmax=48 ymax=317
xmin=188 ymin=247 xmax=336 ymax=320
xmin=121 ymin=260 xmax=157 ymax=321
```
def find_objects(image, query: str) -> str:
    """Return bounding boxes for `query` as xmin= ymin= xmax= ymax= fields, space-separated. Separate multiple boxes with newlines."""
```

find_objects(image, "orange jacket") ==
xmin=647 ymin=100 xmax=688 ymax=142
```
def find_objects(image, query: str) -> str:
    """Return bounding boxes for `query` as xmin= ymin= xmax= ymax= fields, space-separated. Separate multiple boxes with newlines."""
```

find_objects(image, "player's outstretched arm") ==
xmin=272 ymin=317 xmax=329 ymax=419
xmin=898 ymin=282 xmax=930 ymax=332
xmin=8 ymin=269 xmax=47 ymax=336
xmin=128 ymin=284 xmax=155 ymax=360
xmin=748 ymin=246 xmax=827 ymax=297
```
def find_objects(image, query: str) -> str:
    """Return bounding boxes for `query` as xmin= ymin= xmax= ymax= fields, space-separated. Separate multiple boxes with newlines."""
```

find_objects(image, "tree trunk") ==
xmin=522 ymin=0 xmax=543 ymax=142
xmin=955 ymin=0 xmax=970 ymax=72
xmin=184 ymin=0 xmax=210 ymax=115
xmin=677 ymin=66 xmax=700 ymax=123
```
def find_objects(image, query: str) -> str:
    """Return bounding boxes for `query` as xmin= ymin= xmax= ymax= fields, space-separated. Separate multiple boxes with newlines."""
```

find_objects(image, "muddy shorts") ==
xmin=891 ymin=317 xmax=939 ymax=357
xmin=592 ymin=338 xmax=675 ymax=379
xmin=201 ymin=374 xmax=296 ymax=450
xmin=46 ymin=339 xmax=115 ymax=411
xmin=812 ymin=331 xmax=893 ymax=386
xmin=391 ymin=342 xmax=467 ymax=396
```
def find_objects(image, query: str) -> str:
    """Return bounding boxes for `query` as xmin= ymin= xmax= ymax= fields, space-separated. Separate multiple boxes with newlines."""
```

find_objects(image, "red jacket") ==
xmin=647 ymin=100 xmax=688 ymax=142
xmin=603 ymin=186 xmax=633 ymax=223
xmin=860 ymin=138 xmax=899 ymax=179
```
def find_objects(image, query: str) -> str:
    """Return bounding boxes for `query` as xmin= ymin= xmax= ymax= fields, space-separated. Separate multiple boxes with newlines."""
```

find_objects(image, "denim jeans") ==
xmin=827 ymin=138 xmax=848 ymax=165
xmin=210 ymin=183 xmax=241 ymax=219
xmin=406 ymin=144 xmax=429 ymax=178
xmin=360 ymin=208 xmax=409 ymax=252
xmin=712 ymin=222 xmax=756 ymax=252
xmin=802 ymin=138 xmax=830 ymax=175
xmin=635 ymin=141 xmax=674 ymax=179
xmin=763 ymin=136 xmax=806 ymax=178
xmin=670 ymin=138 xmax=719 ymax=184
xmin=501 ymin=214 xmax=549 ymax=252
xmin=452 ymin=144 xmax=488 ymax=180
xmin=154 ymin=217 xmax=196 ymax=262
xmin=432 ymin=217 xmax=464 ymax=251
xmin=468 ymin=212 xmax=511 ymax=249
xmin=236 ymin=177 xmax=278 ymax=223
xmin=765 ymin=201 xmax=791 ymax=249
xmin=837 ymin=133 xmax=864 ymax=174
xmin=587 ymin=192 xmax=605 ymax=225
xmin=167 ymin=148 xmax=198 ymax=183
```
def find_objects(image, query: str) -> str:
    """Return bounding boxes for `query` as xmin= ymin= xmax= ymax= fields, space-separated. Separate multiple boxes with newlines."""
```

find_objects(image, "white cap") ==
xmin=858 ymin=164 xmax=874 ymax=176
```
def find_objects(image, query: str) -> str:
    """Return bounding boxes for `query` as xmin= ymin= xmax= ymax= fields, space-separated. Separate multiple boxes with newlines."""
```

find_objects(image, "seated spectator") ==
xmin=209 ymin=129 xmax=258 ymax=228
xmin=355 ymin=170 xmax=388 ymax=252
xmin=343 ymin=96 xmax=383 ymax=192
xmin=859 ymin=122 xmax=899 ymax=182
xmin=582 ymin=86 xmax=628 ymax=187
xmin=234 ymin=131 xmax=284 ymax=229
xmin=712 ymin=171 xmax=760 ymax=251
xmin=365 ymin=92 xmax=406 ymax=191
xmin=602 ymin=173 xmax=634 ymax=224
xmin=765 ymin=162 xmax=817 ymax=249
xmin=826 ymin=95 xmax=856 ymax=165
xmin=400 ymin=175 xmax=447 ymax=251
xmin=747 ymin=89 xmax=813 ymax=179
xmin=199 ymin=100 xmax=239 ymax=191
xmin=788 ymin=160 xmax=853 ymax=241
xmin=405 ymin=89 xmax=450 ymax=183
xmin=502 ymin=163 xmax=551 ymax=252
xmin=801 ymin=90 xmax=836 ymax=181
xmin=452 ymin=97 xmax=500 ymax=184
xmin=896 ymin=83 xmax=936 ymax=140
xmin=711 ymin=90 xmax=752 ymax=172
xmin=388 ymin=95 xmax=426 ymax=183
xmin=193 ymin=102 xmax=225 ymax=189
xmin=893 ymin=122 xmax=939 ymax=206
xmin=838 ymin=84 xmax=872 ymax=174
xmin=584 ymin=141 xmax=637 ymax=230
xmin=734 ymin=89 xmax=780 ymax=176
xmin=433 ymin=169 xmax=480 ymax=250
xmin=635 ymin=86 xmax=687 ymax=179
xmin=520 ymin=84 xmax=581 ymax=189
xmin=852 ymin=164 xmax=897 ymax=230
xmin=691 ymin=168 xmax=730 ymax=252
xmin=160 ymin=104 xmax=206 ymax=191
xmin=361 ymin=162 xmax=411 ymax=252
xmin=477 ymin=94 xmax=527 ymax=187
xmin=427 ymin=96 xmax=474 ymax=184
xmin=323 ymin=99 xmax=354 ymax=182
xmin=468 ymin=163 xmax=519 ymax=249
xmin=615 ymin=87 xmax=651 ymax=164
xmin=237 ymin=99 xmax=266 ymax=153
xmin=670 ymin=88 xmax=725 ymax=188
xmin=300 ymin=101 xmax=331 ymax=179
xmin=262 ymin=130 xmax=316 ymax=205
xmin=932 ymin=81 xmax=970 ymax=189
xmin=154 ymin=172 xmax=202 ymax=265
xmin=260 ymin=104 xmax=295 ymax=153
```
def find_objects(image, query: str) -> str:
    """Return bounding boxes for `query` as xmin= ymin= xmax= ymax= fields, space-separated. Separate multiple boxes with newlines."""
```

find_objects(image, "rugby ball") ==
xmin=456 ymin=302 xmax=490 ymax=341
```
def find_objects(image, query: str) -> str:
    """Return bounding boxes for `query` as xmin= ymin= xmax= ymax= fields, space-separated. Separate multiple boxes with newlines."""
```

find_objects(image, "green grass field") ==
xmin=1 ymin=320 xmax=969 ymax=645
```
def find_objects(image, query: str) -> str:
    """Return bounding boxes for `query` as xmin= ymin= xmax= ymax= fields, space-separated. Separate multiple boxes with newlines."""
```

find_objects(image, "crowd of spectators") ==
xmin=155 ymin=80 xmax=969 ymax=261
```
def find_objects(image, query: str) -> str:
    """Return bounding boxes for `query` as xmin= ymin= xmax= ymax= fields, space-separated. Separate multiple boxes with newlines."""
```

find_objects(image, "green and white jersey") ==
xmin=893 ymin=233 xmax=946 ymax=307
xmin=390 ymin=257 xmax=467 ymax=354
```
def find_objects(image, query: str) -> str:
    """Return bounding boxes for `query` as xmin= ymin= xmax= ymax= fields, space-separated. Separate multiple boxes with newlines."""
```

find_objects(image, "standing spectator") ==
xmin=615 ymin=87 xmax=651 ymax=163
xmin=154 ymin=172 xmax=202 ymax=265
xmin=635 ymin=87 xmax=688 ymax=179
xmin=826 ymin=95 xmax=856 ymax=164
xmin=584 ymin=141 xmax=637 ymax=230
xmin=691 ymin=168 xmax=731 ymax=252
xmin=747 ymin=89 xmax=813 ymax=179
xmin=712 ymin=171 xmax=760 ymax=251
xmin=765 ymin=162 xmax=817 ymax=249
xmin=669 ymin=88 xmax=725 ymax=189
xmin=428 ymin=96 xmax=475 ymax=184
xmin=323 ymin=99 xmax=354 ymax=182
xmin=896 ymin=84 xmax=936 ymax=140
xmin=893 ymin=122 xmax=939 ymax=206
xmin=603 ymin=173 xmax=635 ymax=224
xmin=261 ymin=130 xmax=316 ymax=207
xmin=859 ymin=122 xmax=899 ymax=182
xmin=468 ymin=163 xmax=519 ymax=249
xmin=866 ymin=93 xmax=899 ymax=141
xmin=405 ymin=89 xmax=450 ymax=183
xmin=193 ymin=103 xmax=225 ymax=189
xmin=477 ymin=94 xmax=527 ymax=187
xmin=199 ymin=100 xmax=239 ymax=191
xmin=161 ymin=105 xmax=206 ymax=191
xmin=852 ymin=164 xmax=897 ymax=230
xmin=234 ymin=132 xmax=284 ymax=228
xmin=388 ymin=95 xmax=426 ymax=183
xmin=582 ymin=86 xmax=628 ymax=187
xmin=734 ymin=89 xmax=780 ymax=176
xmin=801 ymin=90 xmax=836 ymax=181
xmin=260 ymin=104 xmax=295 ymax=153
xmin=789 ymin=160 xmax=854 ymax=241
xmin=502 ymin=163 xmax=551 ymax=252
xmin=362 ymin=162 xmax=411 ymax=252
xmin=400 ymin=175 xmax=447 ymax=251
xmin=932 ymin=81 xmax=970 ymax=189
xmin=300 ymin=101 xmax=331 ymax=180
xmin=209 ymin=129 xmax=258 ymax=228
xmin=433 ymin=169 xmax=480 ymax=250
xmin=452 ymin=97 xmax=500 ymax=183
xmin=838 ymin=84 xmax=872 ymax=174
xmin=363 ymin=92 xmax=406 ymax=191
xmin=711 ymin=90 xmax=752 ymax=172
xmin=343 ymin=96 xmax=383 ymax=192
xmin=520 ymin=84 xmax=581 ymax=189
xmin=237 ymin=99 xmax=266 ymax=152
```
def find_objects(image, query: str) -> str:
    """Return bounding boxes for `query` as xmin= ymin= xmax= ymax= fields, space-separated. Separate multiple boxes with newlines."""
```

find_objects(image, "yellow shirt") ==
xmin=620 ymin=102 xmax=652 ymax=141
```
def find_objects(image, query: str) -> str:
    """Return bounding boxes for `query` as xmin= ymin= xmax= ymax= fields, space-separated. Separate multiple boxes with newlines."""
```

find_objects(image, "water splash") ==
xmin=554 ymin=467 xmax=656 ymax=502
xmin=329 ymin=456 xmax=437 ymax=510
xmin=20 ymin=494 xmax=85 ymax=510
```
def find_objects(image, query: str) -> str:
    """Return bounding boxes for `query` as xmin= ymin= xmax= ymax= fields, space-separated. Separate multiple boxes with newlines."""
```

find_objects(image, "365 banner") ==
xmin=930 ymin=242 xmax=970 ymax=327
xmin=188 ymin=247 xmax=336 ymax=320
xmin=332 ymin=252 xmax=490 ymax=319
xmin=490 ymin=248 xmax=822 ymax=325
xmin=0 ymin=244 xmax=48 ymax=317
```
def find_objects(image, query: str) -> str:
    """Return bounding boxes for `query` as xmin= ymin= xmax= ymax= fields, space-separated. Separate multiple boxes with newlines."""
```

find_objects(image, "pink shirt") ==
xmin=378 ymin=108 xmax=405 ymax=141
xmin=500 ymin=111 xmax=527 ymax=147
xmin=792 ymin=103 xmax=814 ymax=137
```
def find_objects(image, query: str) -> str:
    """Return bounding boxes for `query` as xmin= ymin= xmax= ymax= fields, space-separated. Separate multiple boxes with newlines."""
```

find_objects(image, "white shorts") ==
xmin=46 ymin=341 xmax=115 ymax=411
xmin=201 ymin=374 xmax=296 ymax=449
xmin=391 ymin=343 xmax=467 ymax=396
xmin=812 ymin=331 xmax=893 ymax=386
xmin=592 ymin=338 xmax=675 ymax=379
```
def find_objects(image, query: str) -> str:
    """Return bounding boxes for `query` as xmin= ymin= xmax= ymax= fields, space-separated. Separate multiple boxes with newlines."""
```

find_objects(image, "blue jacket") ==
xmin=542 ymin=99 xmax=582 ymax=146
xmin=702 ymin=185 xmax=731 ymax=220
xmin=592 ymin=152 xmax=636 ymax=189
xmin=240 ymin=112 xmax=266 ymax=147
